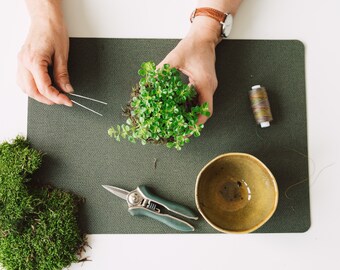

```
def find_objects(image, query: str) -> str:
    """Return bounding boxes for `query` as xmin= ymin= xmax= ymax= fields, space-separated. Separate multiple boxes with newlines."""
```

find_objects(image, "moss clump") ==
xmin=0 ymin=136 xmax=85 ymax=270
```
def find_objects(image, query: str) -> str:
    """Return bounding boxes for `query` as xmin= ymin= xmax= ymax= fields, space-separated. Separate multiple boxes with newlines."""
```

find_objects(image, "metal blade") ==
xmin=102 ymin=185 xmax=129 ymax=201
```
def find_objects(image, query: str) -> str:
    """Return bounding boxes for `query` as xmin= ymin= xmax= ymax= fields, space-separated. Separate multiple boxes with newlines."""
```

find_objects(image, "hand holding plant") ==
xmin=108 ymin=62 xmax=210 ymax=150
xmin=158 ymin=16 xmax=222 ymax=125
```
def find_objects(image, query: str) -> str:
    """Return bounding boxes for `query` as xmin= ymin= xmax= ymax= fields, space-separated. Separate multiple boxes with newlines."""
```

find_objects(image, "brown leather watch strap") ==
xmin=190 ymin=7 xmax=226 ymax=23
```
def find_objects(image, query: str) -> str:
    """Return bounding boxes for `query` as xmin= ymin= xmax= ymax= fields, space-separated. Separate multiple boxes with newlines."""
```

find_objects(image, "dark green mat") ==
xmin=27 ymin=38 xmax=310 ymax=233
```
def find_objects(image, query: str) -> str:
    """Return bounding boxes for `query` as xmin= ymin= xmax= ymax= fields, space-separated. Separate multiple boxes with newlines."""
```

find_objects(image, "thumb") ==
xmin=157 ymin=58 xmax=172 ymax=70
xmin=53 ymin=56 xmax=73 ymax=93
xmin=157 ymin=52 xmax=181 ymax=70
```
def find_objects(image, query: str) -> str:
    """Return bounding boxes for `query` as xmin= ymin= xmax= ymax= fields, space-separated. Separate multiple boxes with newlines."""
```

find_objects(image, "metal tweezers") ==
xmin=68 ymin=93 xmax=107 ymax=116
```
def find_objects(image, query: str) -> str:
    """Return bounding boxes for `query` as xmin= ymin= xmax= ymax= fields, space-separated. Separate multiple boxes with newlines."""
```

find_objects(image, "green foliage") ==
xmin=108 ymin=62 xmax=210 ymax=150
xmin=0 ymin=137 xmax=85 ymax=270
xmin=0 ymin=137 xmax=41 ymax=232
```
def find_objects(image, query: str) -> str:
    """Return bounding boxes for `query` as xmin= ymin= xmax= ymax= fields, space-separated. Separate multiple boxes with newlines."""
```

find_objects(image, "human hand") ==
xmin=158 ymin=16 xmax=221 ymax=125
xmin=17 ymin=0 xmax=72 ymax=106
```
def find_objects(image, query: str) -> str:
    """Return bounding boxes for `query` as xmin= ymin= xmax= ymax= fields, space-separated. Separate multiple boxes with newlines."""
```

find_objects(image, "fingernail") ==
xmin=65 ymin=84 xmax=74 ymax=93
xmin=65 ymin=100 xmax=73 ymax=107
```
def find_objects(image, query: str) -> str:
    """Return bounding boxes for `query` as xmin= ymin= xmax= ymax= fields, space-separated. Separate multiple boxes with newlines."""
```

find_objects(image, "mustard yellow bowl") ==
xmin=195 ymin=153 xmax=278 ymax=233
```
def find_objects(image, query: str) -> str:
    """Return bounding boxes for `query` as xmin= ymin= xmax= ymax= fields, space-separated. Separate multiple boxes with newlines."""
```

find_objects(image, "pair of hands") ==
xmin=17 ymin=16 xmax=220 ymax=125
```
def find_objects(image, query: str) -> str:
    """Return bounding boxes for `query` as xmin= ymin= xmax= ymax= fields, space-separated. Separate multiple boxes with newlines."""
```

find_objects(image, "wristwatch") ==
xmin=190 ymin=7 xmax=233 ymax=38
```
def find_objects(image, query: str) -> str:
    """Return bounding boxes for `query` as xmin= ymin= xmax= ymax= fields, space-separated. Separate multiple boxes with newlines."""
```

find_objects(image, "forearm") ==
xmin=197 ymin=0 xmax=242 ymax=15
xmin=25 ymin=0 xmax=63 ymax=22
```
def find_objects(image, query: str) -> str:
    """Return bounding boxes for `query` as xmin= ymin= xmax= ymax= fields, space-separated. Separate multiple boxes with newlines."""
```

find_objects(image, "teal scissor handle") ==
xmin=138 ymin=185 xmax=198 ymax=220
xmin=128 ymin=207 xmax=194 ymax=232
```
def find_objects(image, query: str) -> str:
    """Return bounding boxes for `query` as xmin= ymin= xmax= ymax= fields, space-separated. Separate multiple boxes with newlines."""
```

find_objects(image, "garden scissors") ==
xmin=102 ymin=185 xmax=198 ymax=232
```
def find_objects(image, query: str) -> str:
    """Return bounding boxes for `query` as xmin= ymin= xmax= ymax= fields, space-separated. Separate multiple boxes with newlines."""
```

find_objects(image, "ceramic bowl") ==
xmin=195 ymin=153 xmax=278 ymax=233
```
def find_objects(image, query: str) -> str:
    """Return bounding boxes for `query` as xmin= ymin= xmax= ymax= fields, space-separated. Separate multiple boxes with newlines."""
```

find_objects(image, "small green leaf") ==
xmin=128 ymin=136 xmax=136 ymax=143
xmin=126 ymin=118 xmax=132 ymax=125
xmin=108 ymin=127 xmax=115 ymax=137
xmin=142 ymin=61 xmax=155 ymax=72
xmin=202 ymin=111 xmax=211 ymax=117
xmin=166 ymin=142 xmax=175 ymax=148
xmin=138 ymin=69 xmax=146 ymax=76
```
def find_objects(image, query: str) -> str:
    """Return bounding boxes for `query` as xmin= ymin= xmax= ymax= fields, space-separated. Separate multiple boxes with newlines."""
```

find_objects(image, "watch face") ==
xmin=222 ymin=14 xmax=233 ymax=38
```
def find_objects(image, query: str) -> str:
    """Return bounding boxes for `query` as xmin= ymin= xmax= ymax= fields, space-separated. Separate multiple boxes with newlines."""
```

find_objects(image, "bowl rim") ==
xmin=195 ymin=152 xmax=279 ymax=234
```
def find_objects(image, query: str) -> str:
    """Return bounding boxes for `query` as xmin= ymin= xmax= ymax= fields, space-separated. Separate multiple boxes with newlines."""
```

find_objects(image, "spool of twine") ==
xmin=249 ymin=85 xmax=273 ymax=128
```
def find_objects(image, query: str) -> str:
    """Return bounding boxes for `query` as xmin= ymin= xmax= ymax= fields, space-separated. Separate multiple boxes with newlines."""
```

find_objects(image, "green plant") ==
xmin=0 ymin=137 xmax=86 ymax=270
xmin=108 ymin=61 xmax=210 ymax=150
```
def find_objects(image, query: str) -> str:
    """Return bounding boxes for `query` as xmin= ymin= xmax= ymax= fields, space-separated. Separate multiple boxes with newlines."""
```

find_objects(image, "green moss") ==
xmin=0 ymin=136 xmax=40 ymax=233
xmin=0 ymin=137 xmax=85 ymax=270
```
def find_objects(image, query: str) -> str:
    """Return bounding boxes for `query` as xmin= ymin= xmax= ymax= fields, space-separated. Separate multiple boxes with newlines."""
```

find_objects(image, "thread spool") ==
xmin=249 ymin=85 xmax=273 ymax=128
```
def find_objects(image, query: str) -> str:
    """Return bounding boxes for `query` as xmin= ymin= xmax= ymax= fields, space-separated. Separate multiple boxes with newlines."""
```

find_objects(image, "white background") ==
xmin=0 ymin=0 xmax=339 ymax=269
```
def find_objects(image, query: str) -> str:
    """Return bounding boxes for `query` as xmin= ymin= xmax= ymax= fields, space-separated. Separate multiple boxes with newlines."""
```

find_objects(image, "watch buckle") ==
xmin=221 ymin=13 xmax=233 ymax=38
xmin=190 ymin=9 xmax=197 ymax=23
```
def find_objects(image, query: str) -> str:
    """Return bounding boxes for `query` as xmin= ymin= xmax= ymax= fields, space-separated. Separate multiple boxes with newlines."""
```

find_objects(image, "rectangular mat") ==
xmin=27 ymin=38 xmax=310 ymax=233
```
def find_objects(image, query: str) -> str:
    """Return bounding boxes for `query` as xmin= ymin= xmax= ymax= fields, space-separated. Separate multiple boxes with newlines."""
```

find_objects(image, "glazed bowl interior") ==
xmin=196 ymin=153 xmax=278 ymax=233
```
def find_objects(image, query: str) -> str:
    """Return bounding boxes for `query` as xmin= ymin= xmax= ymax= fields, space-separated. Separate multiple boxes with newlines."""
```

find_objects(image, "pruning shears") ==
xmin=102 ymin=185 xmax=198 ymax=232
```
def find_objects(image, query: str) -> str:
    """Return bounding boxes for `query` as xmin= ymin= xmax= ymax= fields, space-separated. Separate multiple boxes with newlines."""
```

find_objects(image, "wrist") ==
xmin=188 ymin=16 xmax=221 ymax=47
xmin=26 ymin=0 xmax=63 ymax=23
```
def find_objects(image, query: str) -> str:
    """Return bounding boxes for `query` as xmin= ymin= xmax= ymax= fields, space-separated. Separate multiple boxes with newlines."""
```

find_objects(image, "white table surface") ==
xmin=1 ymin=0 xmax=339 ymax=269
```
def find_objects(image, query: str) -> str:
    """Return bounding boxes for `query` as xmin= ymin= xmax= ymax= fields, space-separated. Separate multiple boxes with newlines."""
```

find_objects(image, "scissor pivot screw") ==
xmin=128 ymin=192 xmax=142 ymax=205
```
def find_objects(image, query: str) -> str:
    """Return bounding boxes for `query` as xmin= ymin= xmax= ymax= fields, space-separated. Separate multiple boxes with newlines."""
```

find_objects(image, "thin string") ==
xmin=249 ymin=87 xmax=273 ymax=124
xmin=254 ymin=120 xmax=334 ymax=200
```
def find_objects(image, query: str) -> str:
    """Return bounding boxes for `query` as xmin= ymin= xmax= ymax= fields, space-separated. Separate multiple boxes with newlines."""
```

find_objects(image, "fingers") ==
xmin=157 ymin=60 xmax=215 ymax=126
xmin=17 ymin=65 xmax=55 ymax=105
xmin=17 ymin=48 xmax=73 ymax=106
xmin=157 ymin=54 xmax=172 ymax=69
xmin=193 ymin=74 xmax=217 ymax=125
xmin=197 ymin=91 xmax=214 ymax=125
xmin=53 ymin=54 xmax=73 ymax=93
xmin=29 ymin=58 xmax=72 ymax=107
xmin=157 ymin=58 xmax=173 ymax=70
